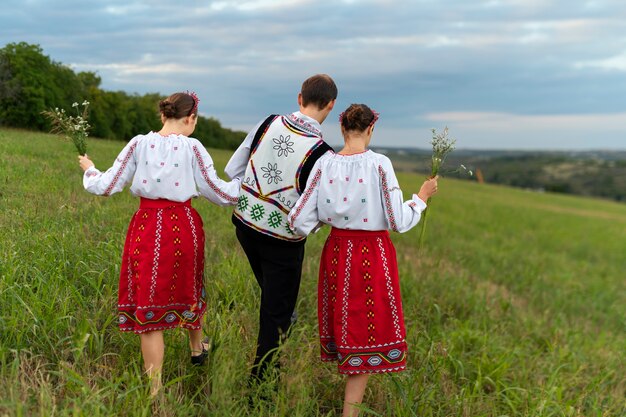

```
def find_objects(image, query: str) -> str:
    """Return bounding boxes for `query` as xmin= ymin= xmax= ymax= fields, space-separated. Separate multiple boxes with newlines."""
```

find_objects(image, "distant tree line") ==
xmin=0 ymin=42 xmax=245 ymax=149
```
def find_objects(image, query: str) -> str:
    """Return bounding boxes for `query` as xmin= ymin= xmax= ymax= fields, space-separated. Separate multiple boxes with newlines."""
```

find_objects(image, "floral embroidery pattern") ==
xmin=261 ymin=162 xmax=283 ymax=184
xmin=272 ymin=134 xmax=294 ymax=157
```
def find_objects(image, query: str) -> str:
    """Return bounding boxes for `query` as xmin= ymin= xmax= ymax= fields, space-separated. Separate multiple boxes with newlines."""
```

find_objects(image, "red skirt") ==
xmin=319 ymin=228 xmax=407 ymax=374
xmin=118 ymin=198 xmax=206 ymax=334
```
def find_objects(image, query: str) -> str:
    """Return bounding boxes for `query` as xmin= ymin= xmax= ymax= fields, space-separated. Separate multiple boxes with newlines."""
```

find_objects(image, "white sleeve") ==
xmin=224 ymin=118 xmax=264 ymax=180
xmin=288 ymin=160 xmax=324 ymax=236
xmin=378 ymin=157 xmax=427 ymax=233
xmin=192 ymin=142 xmax=241 ymax=206
xmin=83 ymin=138 xmax=138 ymax=196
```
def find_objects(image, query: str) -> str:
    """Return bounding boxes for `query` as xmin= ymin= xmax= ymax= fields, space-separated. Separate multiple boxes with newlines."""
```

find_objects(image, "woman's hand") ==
xmin=417 ymin=175 xmax=438 ymax=202
xmin=78 ymin=154 xmax=95 ymax=172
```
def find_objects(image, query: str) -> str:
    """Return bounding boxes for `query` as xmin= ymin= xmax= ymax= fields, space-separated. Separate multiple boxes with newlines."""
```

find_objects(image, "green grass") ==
xmin=1 ymin=128 xmax=625 ymax=416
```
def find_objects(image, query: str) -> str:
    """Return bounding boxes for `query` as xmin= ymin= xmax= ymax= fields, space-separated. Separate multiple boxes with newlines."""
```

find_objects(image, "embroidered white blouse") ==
xmin=83 ymin=132 xmax=240 ymax=206
xmin=288 ymin=150 xmax=427 ymax=236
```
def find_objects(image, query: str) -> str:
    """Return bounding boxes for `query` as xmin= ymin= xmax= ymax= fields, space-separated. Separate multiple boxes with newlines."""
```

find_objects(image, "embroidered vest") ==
xmin=234 ymin=114 xmax=327 ymax=241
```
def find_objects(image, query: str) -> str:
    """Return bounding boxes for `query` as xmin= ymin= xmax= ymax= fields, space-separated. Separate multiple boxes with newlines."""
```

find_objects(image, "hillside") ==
xmin=379 ymin=147 xmax=626 ymax=202
xmin=1 ymin=128 xmax=624 ymax=416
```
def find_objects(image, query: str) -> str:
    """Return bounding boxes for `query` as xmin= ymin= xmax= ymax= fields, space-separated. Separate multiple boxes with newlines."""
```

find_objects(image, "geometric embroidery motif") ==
xmin=337 ymin=348 xmax=406 ymax=370
xmin=377 ymin=237 xmax=402 ymax=340
xmin=184 ymin=206 xmax=200 ymax=304
xmin=237 ymin=195 xmax=249 ymax=212
xmin=348 ymin=357 xmax=363 ymax=367
xmin=149 ymin=209 xmax=163 ymax=304
xmin=362 ymin=243 xmax=375 ymax=344
xmin=388 ymin=349 xmax=402 ymax=360
xmin=367 ymin=356 xmax=383 ymax=366
xmin=267 ymin=210 xmax=282 ymax=228
xmin=379 ymin=165 xmax=398 ymax=232
xmin=250 ymin=204 xmax=265 ymax=221
xmin=341 ymin=239 xmax=353 ymax=345
xmin=170 ymin=212 xmax=181 ymax=303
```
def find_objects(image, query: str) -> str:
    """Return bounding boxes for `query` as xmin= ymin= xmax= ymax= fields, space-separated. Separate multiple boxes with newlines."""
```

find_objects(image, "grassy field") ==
xmin=0 ymin=128 xmax=624 ymax=417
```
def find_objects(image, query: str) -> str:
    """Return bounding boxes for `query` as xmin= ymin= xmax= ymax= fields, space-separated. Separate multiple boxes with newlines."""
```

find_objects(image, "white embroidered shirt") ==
xmin=288 ymin=150 xmax=427 ymax=235
xmin=83 ymin=132 xmax=240 ymax=206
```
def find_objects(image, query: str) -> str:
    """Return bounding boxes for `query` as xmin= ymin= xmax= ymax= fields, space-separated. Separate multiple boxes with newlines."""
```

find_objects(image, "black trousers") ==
xmin=235 ymin=227 xmax=305 ymax=379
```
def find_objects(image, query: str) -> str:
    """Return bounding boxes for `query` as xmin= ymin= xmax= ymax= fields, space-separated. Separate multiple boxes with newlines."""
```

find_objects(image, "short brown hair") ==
xmin=300 ymin=74 xmax=337 ymax=110
xmin=158 ymin=92 xmax=198 ymax=119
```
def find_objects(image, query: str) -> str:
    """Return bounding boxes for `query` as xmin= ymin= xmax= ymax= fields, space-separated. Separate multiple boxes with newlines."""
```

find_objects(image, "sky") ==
xmin=2 ymin=0 xmax=626 ymax=150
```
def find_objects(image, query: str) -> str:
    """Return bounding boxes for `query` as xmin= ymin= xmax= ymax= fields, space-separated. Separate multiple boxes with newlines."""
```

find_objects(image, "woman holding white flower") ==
xmin=78 ymin=92 xmax=240 ymax=396
xmin=288 ymin=103 xmax=438 ymax=417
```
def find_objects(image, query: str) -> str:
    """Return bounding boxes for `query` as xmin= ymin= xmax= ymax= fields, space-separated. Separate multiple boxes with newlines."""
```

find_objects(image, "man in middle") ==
xmin=224 ymin=74 xmax=338 ymax=381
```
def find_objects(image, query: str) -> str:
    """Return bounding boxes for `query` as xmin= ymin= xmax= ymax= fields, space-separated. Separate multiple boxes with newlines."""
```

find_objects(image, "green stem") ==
xmin=418 ymin=197 xmax=431 ymax=250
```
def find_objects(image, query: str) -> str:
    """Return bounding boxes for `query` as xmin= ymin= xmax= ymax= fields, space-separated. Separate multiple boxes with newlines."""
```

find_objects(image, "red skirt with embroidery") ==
xmin=318 ymin=228 xmax=407 ymax=374
xmin=118 ymin=198 xmax=206 ymax=334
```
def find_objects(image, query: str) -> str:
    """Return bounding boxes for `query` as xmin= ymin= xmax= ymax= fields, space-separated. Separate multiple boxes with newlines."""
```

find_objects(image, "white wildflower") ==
xmin=42 ymin=99 xmax=90 ymax=155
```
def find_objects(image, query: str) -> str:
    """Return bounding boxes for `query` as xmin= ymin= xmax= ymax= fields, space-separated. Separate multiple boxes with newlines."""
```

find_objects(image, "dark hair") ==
xmin=340 ymin=104 xmax=377 ymax=132
xmin=300 ymin=74 xmax=338 ymax=110
xmin=158 ymin=92 xmax=198 ymax=119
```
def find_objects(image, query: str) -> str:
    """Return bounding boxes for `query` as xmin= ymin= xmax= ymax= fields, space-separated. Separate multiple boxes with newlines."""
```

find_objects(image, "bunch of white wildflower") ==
xmin=429 ymin=126 xmax=455 ymax=177
xmin=42 ymin=100 xmax=91 ymax=155
xmin=419 ymin=126 xmax=471 ymax=248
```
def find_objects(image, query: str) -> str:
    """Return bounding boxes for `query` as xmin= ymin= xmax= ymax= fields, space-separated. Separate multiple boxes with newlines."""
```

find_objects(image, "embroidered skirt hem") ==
xmin=320 ymin=339 xmax=407 ymax=374
xmin=118 ymin=304 xmax=206 ymax=334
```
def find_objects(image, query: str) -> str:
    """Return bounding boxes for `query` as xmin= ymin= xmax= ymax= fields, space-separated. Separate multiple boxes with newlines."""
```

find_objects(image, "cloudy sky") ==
xmin=2 ymin=0 xmax=626 ymax=150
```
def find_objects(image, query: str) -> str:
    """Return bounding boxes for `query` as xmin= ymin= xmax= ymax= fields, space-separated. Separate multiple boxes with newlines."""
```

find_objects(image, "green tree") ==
xmin=0 ymin=42 xmax=83 ymax=129
xmin=0 ymin=41 xmax=246 ymax=149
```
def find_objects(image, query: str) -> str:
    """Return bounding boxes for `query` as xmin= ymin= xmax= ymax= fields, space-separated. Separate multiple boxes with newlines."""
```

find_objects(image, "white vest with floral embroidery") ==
xmin=234 ymin=114 xmax=325 ymax=241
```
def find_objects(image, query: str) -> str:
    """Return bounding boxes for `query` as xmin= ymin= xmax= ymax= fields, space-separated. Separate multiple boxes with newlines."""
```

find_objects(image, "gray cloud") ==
xmin=2 ymin=0 xmax=626 ymax=149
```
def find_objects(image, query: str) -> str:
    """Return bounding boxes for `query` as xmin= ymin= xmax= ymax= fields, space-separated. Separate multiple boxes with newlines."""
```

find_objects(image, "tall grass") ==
xmin=0 ymin=129 xmax=624 ymax=416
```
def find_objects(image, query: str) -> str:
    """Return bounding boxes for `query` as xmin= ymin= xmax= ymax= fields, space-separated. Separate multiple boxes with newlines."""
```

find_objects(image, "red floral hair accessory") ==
xmin=186 ymin=90 xmax=199 ymax=115
xmin=369 ymin=109 xmax=380 ymax=127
